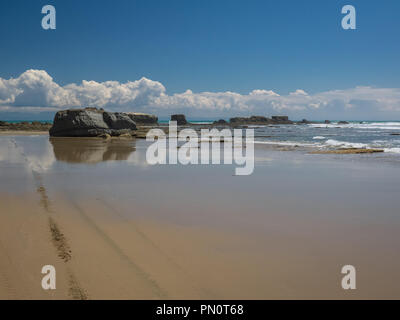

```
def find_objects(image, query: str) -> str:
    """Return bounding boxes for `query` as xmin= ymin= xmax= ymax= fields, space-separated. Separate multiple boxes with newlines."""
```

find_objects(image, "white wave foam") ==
xmin=309 ymin=122 xmax=400 ymax=130
xmin=324 ymin=139 xmax=369 ymax=149
xmin=313 ymin=136 xmax=326 ymax=140
xmin=254 ymin=140 xmax=317 ymax=147
xmin=384 ymin=148 xmax=400 ymax=154
xmin=323 ymin=139 xmax=400 ymax=153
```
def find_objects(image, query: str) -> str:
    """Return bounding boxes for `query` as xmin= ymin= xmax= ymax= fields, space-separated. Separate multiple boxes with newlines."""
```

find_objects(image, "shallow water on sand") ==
xmin=1 ymin=135 xmax=400 ymax=299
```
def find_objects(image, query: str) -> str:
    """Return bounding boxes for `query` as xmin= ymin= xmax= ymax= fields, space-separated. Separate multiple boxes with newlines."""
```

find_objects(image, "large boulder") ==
xmin=171 ymin=114 xmax=188 ymax=125
xmin=103 ymin=112 xmax=137 ymax=130
xmin=127 ymin=113 xmax=158 ymax=125
xmin=49 ymin=108 xmax=137 ymax=137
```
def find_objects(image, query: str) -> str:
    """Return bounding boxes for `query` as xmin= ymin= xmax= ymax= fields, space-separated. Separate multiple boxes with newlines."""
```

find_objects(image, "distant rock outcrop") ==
xmin=213 ymin=119 xmax=228 ymax=125
xmin=271 ymin=116 xmax=289 ymax=122
xmin=298 ymin=119 xmax=311 ymax=124
xmin=0 ymin=121 xmax=51 ymax=131
xmin=171 ymin=114 xmax=188 ymax=125
xmin=230 ymin=116 xmax=270 ymax=124
xmin=49 ymin=108 xmax=137 ymax=137
xmin=229 ymin=115 xmax=293 ymax=125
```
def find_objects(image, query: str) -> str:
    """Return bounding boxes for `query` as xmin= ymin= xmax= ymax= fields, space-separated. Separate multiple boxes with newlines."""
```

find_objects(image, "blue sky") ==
xmin=0 ymin=0 xmax=400 ymax=120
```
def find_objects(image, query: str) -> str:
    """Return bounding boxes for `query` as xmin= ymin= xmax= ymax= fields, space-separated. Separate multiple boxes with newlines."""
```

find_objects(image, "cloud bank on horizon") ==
xmin=1 ymin=69 xmax=400 ymax=120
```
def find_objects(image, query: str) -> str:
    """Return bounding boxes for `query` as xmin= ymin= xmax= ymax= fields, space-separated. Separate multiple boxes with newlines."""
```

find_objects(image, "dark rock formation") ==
xmin=171 ymin=114 xmax=188 ymax=125
xmin=229 ymin=115 xmax=293 ymax=125
xmin=298 ymin=119 xmax=311 ymax=124
xmin=271 ymin=116 xmax=289 ymax=122
xmin=324 ymin=120 xmax=331 ymax=124
xmin=103 ymin=112 xmax=136 ymax=130
xmin=229 ymin=117 xmax=249 ymax=124
xmin=127 ymin=113 xmax=158 ymax=125
xmin=249 ymin=116 xmax=270 ymax=123
xmin=338 ymin=121 xmax=350 ymax=125
xmin=0 ymin=121 xmax=7 ymax=126
xmin=49 ymin=108 xmax=137 ymax=137
xmin=213 ymin=119 xmax=228 ymax=125
xmin=230 ymin=116 xmax=270 ymax=125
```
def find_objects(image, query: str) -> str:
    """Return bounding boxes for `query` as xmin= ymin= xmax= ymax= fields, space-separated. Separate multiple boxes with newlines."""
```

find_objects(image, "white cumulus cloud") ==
xmin=1 ymin=69 xmax=400 ymax=120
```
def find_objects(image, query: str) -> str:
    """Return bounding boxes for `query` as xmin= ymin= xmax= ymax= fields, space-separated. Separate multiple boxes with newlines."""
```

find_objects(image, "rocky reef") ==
xmin=229 ymin=115 xmax=293 ymax=125
xmin=0 ymin=120 xmax=52 ymax=132
xmin=49 ymin=108 xmax=137 ymax=137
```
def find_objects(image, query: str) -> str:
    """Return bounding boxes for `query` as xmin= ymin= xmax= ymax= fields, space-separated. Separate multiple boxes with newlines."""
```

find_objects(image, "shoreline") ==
xmin=0 ymin=130 xmax=49 ymax=135
xmin=0 ymin=129 xmax=389 ymax=155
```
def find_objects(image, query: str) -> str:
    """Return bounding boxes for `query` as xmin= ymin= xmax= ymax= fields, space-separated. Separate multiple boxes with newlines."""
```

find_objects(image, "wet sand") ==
xmin=1 ymin=134 xmax=400 ymax=299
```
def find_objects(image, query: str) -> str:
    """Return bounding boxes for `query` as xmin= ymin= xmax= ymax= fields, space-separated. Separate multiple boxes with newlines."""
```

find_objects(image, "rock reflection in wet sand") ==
xmin=49 ymin=137 xmax=136 ymax=164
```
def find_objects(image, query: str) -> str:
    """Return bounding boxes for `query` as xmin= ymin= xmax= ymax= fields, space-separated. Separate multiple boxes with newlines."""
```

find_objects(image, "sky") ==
xmin=0 ymin=0 xmax=399 ymax=120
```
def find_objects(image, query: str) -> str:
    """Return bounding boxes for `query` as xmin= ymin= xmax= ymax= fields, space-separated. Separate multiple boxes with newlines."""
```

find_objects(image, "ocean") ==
xmin=165 ymin=120 xmax=400 ymax=154
xmin=250 ymin=121 xmax=400 ymax=154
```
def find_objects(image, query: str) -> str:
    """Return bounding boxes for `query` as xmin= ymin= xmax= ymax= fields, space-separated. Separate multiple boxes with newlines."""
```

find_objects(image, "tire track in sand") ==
xmin=0 ymin=241 xmax=17 ymax=299
xmin=98 ymin=198 xmax=216 ymax=298
xmin=33 ymin=174 xmax=88 ymax=299
xmin=10 ymin=139 xmax=88 ymax=299
xmin=69 ymin=200 xmax=168 ymax=299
